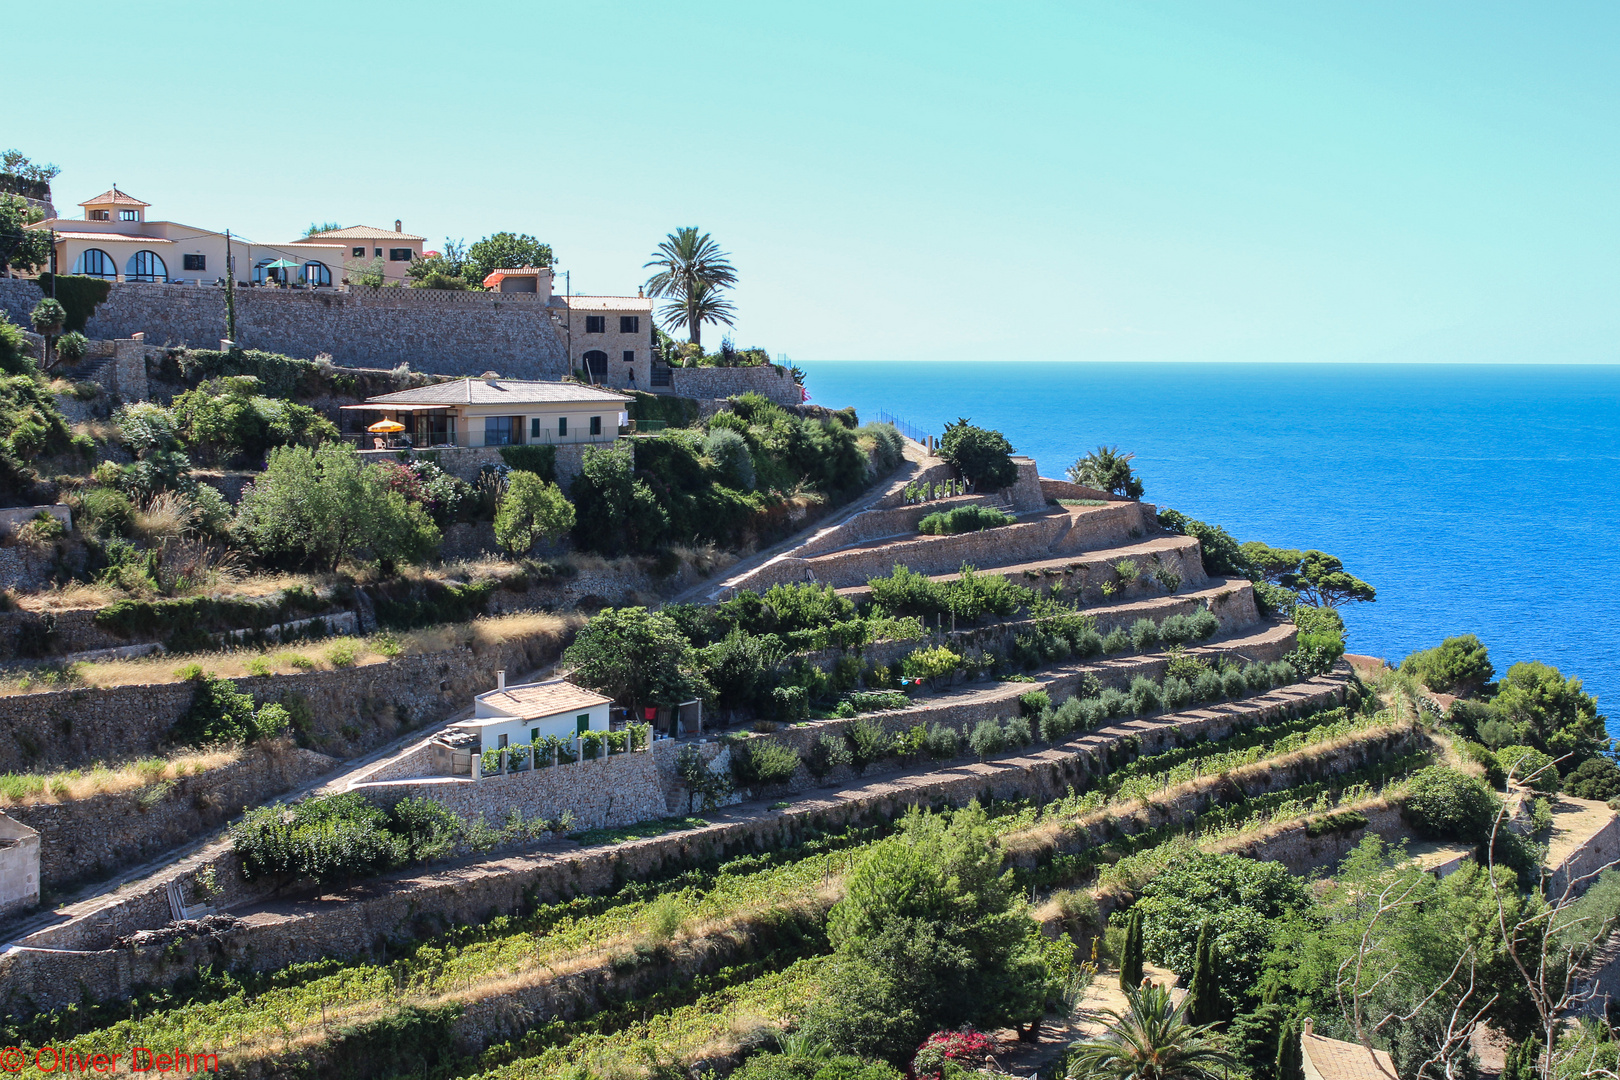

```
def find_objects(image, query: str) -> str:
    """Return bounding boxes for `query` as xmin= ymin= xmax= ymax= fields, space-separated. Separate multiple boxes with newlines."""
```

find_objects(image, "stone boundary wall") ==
xmin=4 ymin=744 xmax=337 ymax=890
xmin=1001 ymin=459 xmax=1047 ymax=513
xmin=0 ymin=667 xmax=1351 ymax=1005
xmin=0 ymin=279 xmax=570 ymax=379
xmin=354 ymin=748 xmax=668 ymax=831
xmin=667 ymin=365 xmax=801 ymax=407
xmin=1039 ymin=478 xmax=1120 ymax=502
xmin=0 ymin=626 xmax=571 ymax=774
xmin=793 ymin=494 xmax=1004 ymax=558
xmin=875 ymin=461 xmax=954 ymax=508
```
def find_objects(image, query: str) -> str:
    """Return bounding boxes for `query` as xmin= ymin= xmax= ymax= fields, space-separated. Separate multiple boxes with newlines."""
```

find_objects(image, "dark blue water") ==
xmin=802 ymin=361 xmax=1620 ymax=731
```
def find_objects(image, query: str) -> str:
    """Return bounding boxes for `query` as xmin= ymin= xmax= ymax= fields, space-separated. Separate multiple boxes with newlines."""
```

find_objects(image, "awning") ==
xmin=339 ymin=403 xmax=454 ymax=411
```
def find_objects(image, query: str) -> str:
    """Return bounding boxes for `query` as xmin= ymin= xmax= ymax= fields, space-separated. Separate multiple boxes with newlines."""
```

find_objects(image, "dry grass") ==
xmin=0 ymin=610 xmax=583 ymax=697
xmin=0 ymin=745 xmax=242 ymax=806
xmin=131 ymin=491 xmax=194 ymax=544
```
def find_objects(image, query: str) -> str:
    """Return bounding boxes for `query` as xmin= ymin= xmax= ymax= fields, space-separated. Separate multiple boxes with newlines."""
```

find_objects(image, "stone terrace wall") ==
xmin=5 ymin=744 xmax=336 ymax=890
xmin=667 ymin=364 xmax=801 ymax=407
xmin=0 ymin=279 xmax=570 ymax=379
xmin=355 ymin=749 xmax=668 ymax=831
xmin=0 ymin=628 xmax=569 ymax=773
xmin=794 ymin=494 xmax=1003 ymax=558
xmin=1039 ymin=478 xmax=1119 ymax=502
xmin=0 ymin=667 xmax=1350 ymax=1005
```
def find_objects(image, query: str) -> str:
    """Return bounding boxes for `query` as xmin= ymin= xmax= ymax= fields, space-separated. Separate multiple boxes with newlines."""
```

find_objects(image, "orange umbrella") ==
xmin=368 ymin=420 xmax=406 ymax=433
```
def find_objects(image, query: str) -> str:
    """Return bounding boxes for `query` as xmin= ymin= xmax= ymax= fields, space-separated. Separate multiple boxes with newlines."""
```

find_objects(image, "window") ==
xmin=352 ymin=246 xmax=365 ymax=257
xmin=558 ymin=416 xmax=568 ymax=437
xmin=576 ymin=714 xmax=590 ymax=735
xmin=127 ymin=250 xmax=168 ymax=283
xmin=89 ymin=210 xmax=109 ymax=221
xmin=622 ymin=350 xmax=635 ymax=366
xmin=619 ymin=315 xmax=639 ymax=333
xmin=72 ymin=248 xmax=117 ymax=278
xmin=119 ymin=209 xmax=138 ymax=221
xmin=530 ymin=728 xmax=539 ymax=743
xmin=373 ymin=247 xmax=382 ymax=258
xmin=182 ymin=253 xmax=206 ymax=272
xmin=585 ymin=315 xmax=605 ymax=333
xmin=589 ymin=416 xmax=602 ymax=436
xmin=483 ymin=415 xmax=523 ymax=446
xmin=497 ymin=733 xmax=508 ymax=749
xmin=389 ymin=248 xmax=412 ymax=262
xmin=530 ymin=417 xmax=541 ymax=439
xmin=582 ymin=350 xmax=608 ymax=383
xmin=303 ymin=261 xmax=331 ymax=286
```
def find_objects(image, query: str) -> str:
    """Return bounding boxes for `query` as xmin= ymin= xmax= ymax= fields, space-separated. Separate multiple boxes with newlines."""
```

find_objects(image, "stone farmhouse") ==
xmin=484 ymin=267 xmax=657 ymax=389
xmin=29 ymin=187 xmax=351 ymax=288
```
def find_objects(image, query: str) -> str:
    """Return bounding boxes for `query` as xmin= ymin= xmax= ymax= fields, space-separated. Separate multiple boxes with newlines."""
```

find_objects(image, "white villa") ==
xmin=28 ymin=187 xmax=349 ymax=287
xmin=346 ymin=376 xmax=632 ymax=450
xmin=449 ymin=675 xmax=613 ymax=754
xmin=289 ymin=221 xmax=425 ymax=284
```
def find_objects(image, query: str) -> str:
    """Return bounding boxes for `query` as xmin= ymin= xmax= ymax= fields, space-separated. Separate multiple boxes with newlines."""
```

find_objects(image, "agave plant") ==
xmin=1066 ymin=983 xmax=1233 ymax=1080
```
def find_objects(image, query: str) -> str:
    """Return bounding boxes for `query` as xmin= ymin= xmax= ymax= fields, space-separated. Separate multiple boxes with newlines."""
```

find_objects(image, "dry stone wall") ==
xmin=0 ymin=279 xmax=571 ymax=379
xmin=667 ymin=365 xmax=802 ymax=406
xmin=0 ymin=627 xmax=570 ymax=773
xmin=5 ymin=744 xmax=337 ymax=890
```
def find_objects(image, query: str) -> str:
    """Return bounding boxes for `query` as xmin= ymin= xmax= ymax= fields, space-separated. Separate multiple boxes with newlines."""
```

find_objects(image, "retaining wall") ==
xmin=0 ymin=667 xmax=1351 ymax=1006
xmin=0 ymin=626 xmax=571 ymax=774
xmin=793 ymin=494 xmax=1004 ymax=557
xmin=666 ymin=365 xmax=802 ymax=407
xmin=0 ymin=279 xmax=571 ymax=379
xmin=4 ymin=744 xmax=337 ymax=891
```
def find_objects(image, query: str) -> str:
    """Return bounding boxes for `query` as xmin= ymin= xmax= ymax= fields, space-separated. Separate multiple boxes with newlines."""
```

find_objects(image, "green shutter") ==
xmin=576 ymin=714 xmax=590 ymax=735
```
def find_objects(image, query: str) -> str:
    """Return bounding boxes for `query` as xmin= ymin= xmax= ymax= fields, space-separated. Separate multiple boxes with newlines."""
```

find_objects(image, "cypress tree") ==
xmin=1505 ymin=1035 xmax=1540 ymax=1080
xmin=1187 ymin=921 xmax=1215 ymax=1024
xmin=1276 ymin=1020 xmax=1305 ymax=1080
xmin=1119 ymin=909 xmax=1144 ymax=991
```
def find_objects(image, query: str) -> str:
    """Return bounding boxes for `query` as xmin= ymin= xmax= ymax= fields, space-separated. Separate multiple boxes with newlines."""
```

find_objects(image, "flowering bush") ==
xmin=910 ymin=1030 xmax=994 ymax=1078
xmin=377 ymin=459 xmax=473 ymax=525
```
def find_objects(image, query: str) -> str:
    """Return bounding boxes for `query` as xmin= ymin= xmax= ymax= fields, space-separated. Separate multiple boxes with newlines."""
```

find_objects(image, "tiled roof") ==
xmin=475 ymin=680 xmax=613 ymax=719
xmin=302 ymin=225 xmax=426 ymax=241
xmin=78 ymin=187 xmax=149 ymax=207
xmin=1302 ymin=1033 xmax=1396 ymax=1080
xmin=363 ymin=377 xmax=631 ymax=407
xmin=548 ymin=295 xmax=655 ymax=312
xmin=482 ymin=267 xmax=549 ymax=288
xmin=49 ymin=232 xmax=172 ymax=243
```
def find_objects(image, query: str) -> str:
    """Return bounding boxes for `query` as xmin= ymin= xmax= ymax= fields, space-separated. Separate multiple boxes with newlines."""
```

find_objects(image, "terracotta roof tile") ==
xmin=300 ymin=225 xmax=426 ymax=242
xmin=1302 ymin=1033 xmax=1397 ymax=1080
xmin=78 ymin=187 xmax=149 ymax=207
xmin=364 ymin=378 xmax=630 ymax=407
xmin=475 ymin=680 xmax=613 ymax=719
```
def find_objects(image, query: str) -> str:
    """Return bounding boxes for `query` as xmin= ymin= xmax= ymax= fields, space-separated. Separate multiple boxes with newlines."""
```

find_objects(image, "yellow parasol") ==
xmin=367 ymin=420 xmax=406 ymax=433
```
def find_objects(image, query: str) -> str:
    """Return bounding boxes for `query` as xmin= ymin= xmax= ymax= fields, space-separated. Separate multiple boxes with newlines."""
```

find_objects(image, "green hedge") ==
xmin=33 ymin=275 xmax=112 ymax=335
xmin=627 ymin=390 xmax=701 ymax=429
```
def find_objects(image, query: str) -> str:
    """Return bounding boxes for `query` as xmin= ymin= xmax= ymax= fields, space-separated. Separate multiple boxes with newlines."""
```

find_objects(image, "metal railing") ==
xmin=873 ymin=409 xmax=934 ymax=447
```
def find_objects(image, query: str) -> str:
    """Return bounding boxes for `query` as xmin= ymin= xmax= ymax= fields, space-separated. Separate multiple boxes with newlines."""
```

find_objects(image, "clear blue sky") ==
xmin=12 ymin=1 xmax=1618 ymax=363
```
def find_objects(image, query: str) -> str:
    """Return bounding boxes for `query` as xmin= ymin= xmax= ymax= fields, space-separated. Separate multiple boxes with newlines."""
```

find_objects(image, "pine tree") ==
xmin=1505 ymin=1035 xmax=1540 ymax=1080
xmin=1119 ymin=909 xmax=1145 ymax=991
xmin=1276 ymin=1020 xmax=1305 ymax=1080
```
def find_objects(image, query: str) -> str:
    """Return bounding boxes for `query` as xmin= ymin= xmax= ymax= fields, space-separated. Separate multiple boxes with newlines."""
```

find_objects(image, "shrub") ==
xmin=969 ymin=718 xmax=1006 ymax=758
xmin=1162 ymin=676 xmax=1193 ymax=710
xmin=844 ymin=719 xmax=888 ymax=775
xmin=389 ymin=797 xmax=461 ymax=863
xmin=1018 ymin=689 xmax=1051 ymax=717
xmin=730 ymin=738 xmax=801 ymax=792
xmin=803 ymin=732 xmax=853 ymax=780
xmin=917 ymin=505 xmax=1013 ymax=535
xmin=493 ymin=472 xmax=575 ymax=555
xmin=1193 ymin=668 xmax=1224 ymax=702
xmin=1099 ymin=687 xmax=1131 ymax=718
xmin=938 ymin=419 xmax=1018 ymax=489
xmin=230 ymin=792 xmax=408 ymax=884
xmin=1129 ymin=618 xmax=1160 ymax=652
xmin=1402 ymin=766 xmax=1497 ymax=843
xmin=1565 ymin=757 xmax=1620 ymax=801
xmin=901 ymin=644 xmax=961 ymax=687
xmin=1129 ymin=676 xmax=1163 ymax=716
xmin=171 ymin=673 xmax=287 ymax=747
xmin=1101 ymin=627 xmax=1131 ymax=653
xmin=849 ymin=690 xmax=908 ymax=713
xmin=1003 ymin=715 xmax=1033 ymax=747
xmin=1401 ymin=634 xmax=1494 ymax=696
xmin=1456 ymin=741 xmax=1507 ymax=789
xmin=1222 ymin=667 xmax=1248 ymax=699
xmin=925 ymin=723 xmax=961 ymax=760
xmin=1157 ymin=613 xmax=1194 ymax=646
xmin=1495 ymin=745 xmax=1560 ymax=793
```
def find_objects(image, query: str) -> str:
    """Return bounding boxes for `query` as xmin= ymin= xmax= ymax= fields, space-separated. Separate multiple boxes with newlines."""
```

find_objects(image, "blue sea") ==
xmin=800 ymin=361 xmax=1620 ymax=734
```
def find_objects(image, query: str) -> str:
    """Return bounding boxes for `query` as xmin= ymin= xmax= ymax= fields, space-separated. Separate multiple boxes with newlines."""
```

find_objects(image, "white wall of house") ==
xmin=460 ymin=404 xmax=628 ymax=447
xmin=466 ymin=702 xmax=610 ymax=751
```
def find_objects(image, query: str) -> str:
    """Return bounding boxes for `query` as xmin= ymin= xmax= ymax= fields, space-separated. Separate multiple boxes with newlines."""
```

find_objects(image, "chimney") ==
xmin=394 ymin=219 xmax=402 ymax=233
xmin=496 ymin=670 xmax=506 ymax=691
xmin=1303 ymin=1018 xmax=1314 ymax=1037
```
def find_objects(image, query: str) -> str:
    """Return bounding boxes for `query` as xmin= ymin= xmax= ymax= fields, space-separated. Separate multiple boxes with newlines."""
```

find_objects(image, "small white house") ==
xmin=451 ymin=673 xmax=613 ymax=753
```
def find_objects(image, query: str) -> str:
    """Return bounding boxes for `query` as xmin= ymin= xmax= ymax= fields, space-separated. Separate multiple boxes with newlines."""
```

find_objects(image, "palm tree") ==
xmin=1067 ymin=984 xmax=1234 ymax=1080
xmin=643 ymin=227 xmax=738 ymax=348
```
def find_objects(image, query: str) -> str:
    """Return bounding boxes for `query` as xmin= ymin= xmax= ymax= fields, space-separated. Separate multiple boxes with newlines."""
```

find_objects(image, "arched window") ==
xmin=582 ymin=350 xmax=608 ymax=383
xmin=72 ymin=248 xmax=117 ymax=278
xmin=127 ymin=250 xmax=168 ymax=283
xmin=302 ymin=261 xmax=331 ymax=286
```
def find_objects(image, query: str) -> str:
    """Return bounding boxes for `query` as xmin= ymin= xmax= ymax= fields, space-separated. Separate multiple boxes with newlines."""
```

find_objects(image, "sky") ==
xmin=8 ymin=1 xmax=1619 ymax=364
